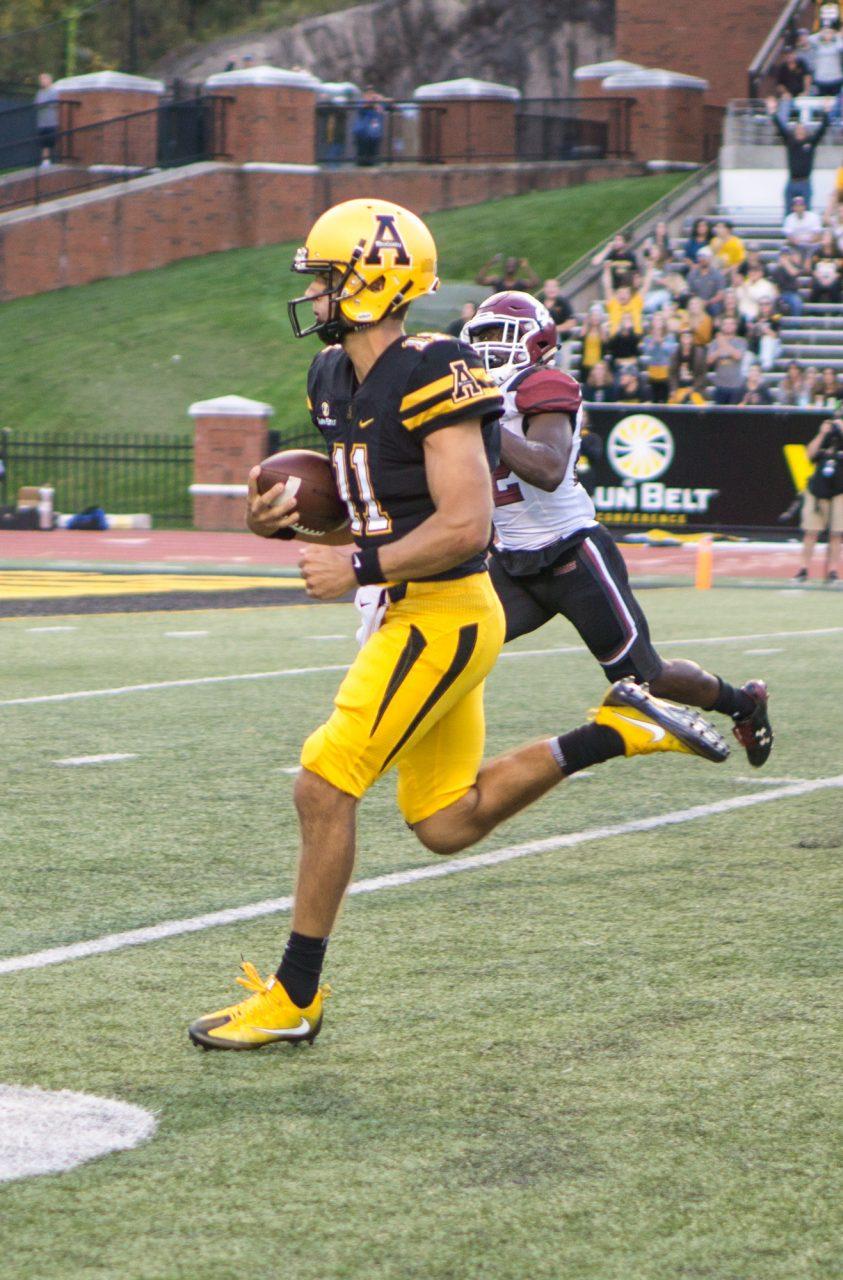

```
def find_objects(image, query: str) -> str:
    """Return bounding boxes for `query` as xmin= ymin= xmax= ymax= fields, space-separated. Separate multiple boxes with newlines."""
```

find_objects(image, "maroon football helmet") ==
xmin=460 ymin=290 xmax=558 ymax=384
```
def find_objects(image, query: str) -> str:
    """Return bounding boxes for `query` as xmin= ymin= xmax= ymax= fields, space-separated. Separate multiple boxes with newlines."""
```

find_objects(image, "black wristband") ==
xmin=271 ymin=526 xmax=296 ymax=541
xmin=352 ymin=547 xmax=385 ymax=585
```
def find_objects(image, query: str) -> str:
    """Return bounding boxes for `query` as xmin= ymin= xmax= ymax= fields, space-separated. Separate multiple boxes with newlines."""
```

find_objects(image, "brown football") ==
xmin=256 ymin=448 xmax=347 ymax=536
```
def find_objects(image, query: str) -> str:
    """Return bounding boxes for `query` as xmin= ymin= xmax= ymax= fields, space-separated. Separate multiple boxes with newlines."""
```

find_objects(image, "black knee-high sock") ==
xmin=277 ymin=932 xmax=328 ymax=1008
xmin=550 ymin=723 xmax=625 ymax=776
xmin=709 ymin=677 xmax=755 ymax=721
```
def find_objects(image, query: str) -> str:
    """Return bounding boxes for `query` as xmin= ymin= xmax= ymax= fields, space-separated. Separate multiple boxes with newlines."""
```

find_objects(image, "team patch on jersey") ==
xmin=450 ymin=359 xmax=486 ymax=402
xmin=400 ymin=363 xmax=500 ymax=432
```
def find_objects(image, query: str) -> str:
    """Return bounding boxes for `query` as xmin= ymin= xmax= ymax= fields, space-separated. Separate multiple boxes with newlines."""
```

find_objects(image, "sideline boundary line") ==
xmin=3 ymin=626 xmax=842 ymax=709
xmin=3 ymin=775 xmax=841 ymax=976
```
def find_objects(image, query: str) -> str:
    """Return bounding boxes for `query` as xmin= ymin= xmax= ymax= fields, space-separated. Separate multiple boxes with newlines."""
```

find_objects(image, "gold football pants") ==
xmin=300 ymin=572 xmax=505 ymax=824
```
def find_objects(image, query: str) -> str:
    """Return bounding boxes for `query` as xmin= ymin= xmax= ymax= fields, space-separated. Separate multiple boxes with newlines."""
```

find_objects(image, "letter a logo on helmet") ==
xmin=365 ymin=213 xmax=411 ymax=267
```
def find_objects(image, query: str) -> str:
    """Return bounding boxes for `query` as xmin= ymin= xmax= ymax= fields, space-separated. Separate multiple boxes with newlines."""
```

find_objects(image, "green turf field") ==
xmin=0 ymin=175 xmax=684 ymax=441
xmin=1 ymin=585 xmax=841 ymax=1278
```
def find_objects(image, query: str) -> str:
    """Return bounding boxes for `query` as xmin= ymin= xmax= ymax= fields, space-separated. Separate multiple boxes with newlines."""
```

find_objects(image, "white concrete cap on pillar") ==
xmin=413 ymin=77 xmax=521 ymax=100
xmin=54 ymin=70 xmax=165 ymax=94
xmin=204 ymin=66 xmax=321 ymax=89
xmin=574 ymin=60 xmax=642 ymax=81
xmin=603 ymin=68 xmax=710 ymax=91
xmin=188 ymin=395 xmax=275 ymax=418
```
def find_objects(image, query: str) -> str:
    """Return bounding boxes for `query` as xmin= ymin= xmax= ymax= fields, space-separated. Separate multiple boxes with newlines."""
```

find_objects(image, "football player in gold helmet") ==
xmin=188 ymin=198 xmax=727 ymax=1053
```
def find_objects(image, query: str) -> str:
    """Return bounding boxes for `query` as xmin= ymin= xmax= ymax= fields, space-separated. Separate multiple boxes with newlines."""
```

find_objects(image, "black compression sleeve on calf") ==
xmin=352 ymin=547 xmax=384 ymax=585
xmin=550 ymin=723 xmax=625 ymax=776
xmin=711 ymin=677 xmax=755 ymax=721
xmin=276 ymin=932 xmax=329 ymax=1008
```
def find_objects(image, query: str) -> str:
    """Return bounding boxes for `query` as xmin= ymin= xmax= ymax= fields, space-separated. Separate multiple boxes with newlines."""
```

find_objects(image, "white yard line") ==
xmin=2 ymin=775 xmax=840 ymax=976
xmin=2 ymin=626 xmax=841 ymax=710
xmin=743 ymin=648 xmax=782 ymax=655
xmin=54 ymin=753 xmax=137 ymax=766
xmin=26 ymin=625 xmax=77 ymax=633
xmin=165 ymin=631 xmax=208 ymax=638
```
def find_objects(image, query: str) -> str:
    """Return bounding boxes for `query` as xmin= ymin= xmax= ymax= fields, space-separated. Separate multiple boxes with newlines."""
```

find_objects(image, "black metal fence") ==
xmin=0 ymin=429 xmax=193 ymax=526
xmin=0 ymin=93 xmax=231 ymax=212
xmin=315 ymin=96 xmax=633 ymax=167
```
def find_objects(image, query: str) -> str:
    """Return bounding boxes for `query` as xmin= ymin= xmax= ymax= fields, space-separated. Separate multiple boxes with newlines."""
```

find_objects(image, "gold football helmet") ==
xmin=289 ymin=197 xmax=439 ymax=341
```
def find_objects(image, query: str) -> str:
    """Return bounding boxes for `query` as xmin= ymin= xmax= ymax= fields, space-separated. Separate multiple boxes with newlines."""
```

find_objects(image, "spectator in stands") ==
xmin=446 ymin=301 xmax=478 ymax=337
xmin=809 ymin=228 xmax=843 ymax=300
xmin=591 ymin=231 xmax=638 ymax=286
xmin=784 ymin=194 xmax=824 ymax=261
xmin=605 ymin=311 xmax=642 ymax=366
xmin=687 ymin=245 xmax=727 ymax=315
xmin=687 ymin=294 xmax=714 ymax=345
xmin=812 ymin=364 xmax=843 ymax=406
xmin=736 ymin=243 xmax=765 ymax=277
xmin=739 ymin=364 xmax=774 ymax=405
xmin=777 ymin=47 xmax=811 ymax=101
xmin=34 ymin=72 xmax=59 ymax=167
xmin=776 ymin=360 xmax=810 ymax=404
xmin=615 ymin=366 xmax=644 ymax=404
xmin=745 ymin=297 xmax=783 ymax=369
xmin=602 ymin=261 xmax=652 ymax=334
xmin=805 ymin=24 xmax=843 ymax=97
xmin=475 ymin=253 xmax=539 ymax=292
xmin=538 ymin=277 xmax=576 ymax=367
xmin=721 ymin=288 xmax=748 ymax=333
xmin=683 ymin=217 xmax=712 ymax=266
xmin=710 ymin=219 xmax=746 ymax=272
xmin=641 ymin=221 xmax=672 ymax=270
xmin=767 ymin=96 xmax=831 ymax=211
xmin=579 ymin=307 xmax=608 ymax=381
xmin=669 ymin=330 xmax=708 ymax=403
xmin=353 ymin=86 xmax=387 ymax=166
xmin=640 ymin=313 xmax=677 ymax=404
xmin=707 ymin=316 xmax=748 ymax=404
xmin=736 ymin=262 xmax=779 ymax=320
xmin=582 ymin=360 xmax=615 ymax=403
xmin=770 ymin=245 xmax=806 ymax=314
xmin=805 ymin=364 xmax=821 ymax=400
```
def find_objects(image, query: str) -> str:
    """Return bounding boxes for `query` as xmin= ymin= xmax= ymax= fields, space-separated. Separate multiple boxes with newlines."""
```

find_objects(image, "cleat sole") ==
xmin=605 ymin=680 xmax=729 ymax=763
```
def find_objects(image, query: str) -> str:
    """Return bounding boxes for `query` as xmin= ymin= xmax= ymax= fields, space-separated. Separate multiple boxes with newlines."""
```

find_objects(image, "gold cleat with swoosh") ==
xmin=591 ymin=679 xmax=729 ymax=763
xmin=189 ymin=962 xmax=330 ymax=1051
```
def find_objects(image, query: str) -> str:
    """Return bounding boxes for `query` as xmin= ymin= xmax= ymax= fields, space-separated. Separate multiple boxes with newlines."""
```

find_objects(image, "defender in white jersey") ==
xmin=462 ymin=291 xmax=775 ymax=767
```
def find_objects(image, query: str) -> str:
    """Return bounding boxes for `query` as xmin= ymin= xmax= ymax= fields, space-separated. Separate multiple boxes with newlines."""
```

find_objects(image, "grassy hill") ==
xmin=0 ymin=174 xmax=684 ymax=443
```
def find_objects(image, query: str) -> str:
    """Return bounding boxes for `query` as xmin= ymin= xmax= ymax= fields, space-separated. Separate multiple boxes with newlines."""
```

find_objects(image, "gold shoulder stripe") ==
xmin=306 ymin=394 xmax=313 ymax=411
xmin=403 ymin=389 xmax=502 ymax=431
xmin=399 ymin=373 xmax=453 ymax=414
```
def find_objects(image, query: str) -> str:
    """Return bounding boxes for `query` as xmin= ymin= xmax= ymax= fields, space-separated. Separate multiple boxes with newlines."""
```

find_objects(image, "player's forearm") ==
xmin=376 ymin=509 xmax=491 ymax=580
xmin=501 ymin=432 xmax=568 ymax=491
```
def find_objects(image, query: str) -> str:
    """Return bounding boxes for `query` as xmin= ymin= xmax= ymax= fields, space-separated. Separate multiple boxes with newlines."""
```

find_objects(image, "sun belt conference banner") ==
xmin=580 ymin=406 xmax=827 ymax=531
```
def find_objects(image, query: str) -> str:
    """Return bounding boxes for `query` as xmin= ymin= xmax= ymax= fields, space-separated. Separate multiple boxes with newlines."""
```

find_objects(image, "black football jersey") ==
xmin=306 ymin=332 xmax=503 ymax=580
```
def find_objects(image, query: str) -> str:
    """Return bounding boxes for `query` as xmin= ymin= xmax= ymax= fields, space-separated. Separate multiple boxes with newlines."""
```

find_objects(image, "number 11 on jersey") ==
xmin=332 ymin=442 xmax=393 ymax=536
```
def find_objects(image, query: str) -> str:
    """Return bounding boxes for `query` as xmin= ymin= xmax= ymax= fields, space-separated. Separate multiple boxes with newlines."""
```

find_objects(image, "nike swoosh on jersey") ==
xmin=252 ymin=1018 xmax=312 ymax=1038
xmin=359 ymin=417 xmax=374 ymax=428
xmin=612 ymin=711 xmax=666 ymax=742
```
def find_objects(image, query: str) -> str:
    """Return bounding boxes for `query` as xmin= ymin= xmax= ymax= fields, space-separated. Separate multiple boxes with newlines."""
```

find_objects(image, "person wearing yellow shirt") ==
xmin=601 ymin=261 xmax=652 ymax=334
xmin=710 ymin=218 xmax=746 ymax=272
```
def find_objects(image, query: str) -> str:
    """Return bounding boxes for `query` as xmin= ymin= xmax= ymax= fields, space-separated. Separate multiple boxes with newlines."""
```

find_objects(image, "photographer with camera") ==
xmin=794 ymin=417 xmax=843 ymax=583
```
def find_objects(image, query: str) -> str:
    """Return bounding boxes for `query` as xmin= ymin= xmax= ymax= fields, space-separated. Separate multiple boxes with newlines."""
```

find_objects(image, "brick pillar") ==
xmin=602 ymin=68 xmax=709 ymax=164
xmin=574 ymin=61 xmax=641 ymax=158
xmin=413 ymin=77 xmax=520 ymax=164
xmin=53 ymin=71 xmax=164 ymax=168
xmin=205 ymin=66 xmax=320 ymax=165
xmin=190 ymin=394 xmax=274 ymax=531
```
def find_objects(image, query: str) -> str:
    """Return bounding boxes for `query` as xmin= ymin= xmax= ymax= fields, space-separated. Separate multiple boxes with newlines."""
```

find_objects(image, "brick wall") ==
xmin=0 ymin=158 xmax=644 ymax=302
xmin=614 ymin=0 xmax=784 ymax=106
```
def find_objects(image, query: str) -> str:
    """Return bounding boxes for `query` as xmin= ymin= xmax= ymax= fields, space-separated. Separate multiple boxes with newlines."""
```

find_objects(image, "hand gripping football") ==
xmin=256 ymin=448 xmax=347 ymax=537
